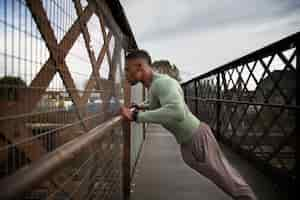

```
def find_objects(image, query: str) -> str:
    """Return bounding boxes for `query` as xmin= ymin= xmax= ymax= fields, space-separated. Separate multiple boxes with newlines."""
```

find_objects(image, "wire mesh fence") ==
xmin=0 ymin=0 xmax=132 ymax=199
xmin=182 ymin=32 xmax=299 ymax=196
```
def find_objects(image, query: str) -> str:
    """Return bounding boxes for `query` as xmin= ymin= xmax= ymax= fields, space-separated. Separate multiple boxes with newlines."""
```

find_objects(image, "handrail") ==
xmin=185 ymin=96 xmax=300 ymax=110
xmin=0 ymin=115 xmax=123 ymax=200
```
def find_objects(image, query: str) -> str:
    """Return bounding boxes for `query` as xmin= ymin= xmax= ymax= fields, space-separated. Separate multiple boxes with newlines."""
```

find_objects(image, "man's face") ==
xmin=125 ymin=59 xmax=143 ymax=86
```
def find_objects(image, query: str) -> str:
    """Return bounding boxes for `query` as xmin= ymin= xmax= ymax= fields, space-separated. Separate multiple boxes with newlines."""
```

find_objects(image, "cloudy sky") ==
xmin=122 ymin=0 xmax=300 ymax=82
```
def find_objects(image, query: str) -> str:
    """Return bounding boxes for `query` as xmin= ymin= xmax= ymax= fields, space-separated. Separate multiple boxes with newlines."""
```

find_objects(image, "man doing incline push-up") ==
xmin=120 ymin=49 xmax=257 ymax=200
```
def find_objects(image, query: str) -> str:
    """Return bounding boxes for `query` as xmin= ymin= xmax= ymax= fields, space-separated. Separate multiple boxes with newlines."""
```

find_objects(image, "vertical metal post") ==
xmin=122 ymin=72 xmax=131 ymax=200
xmin=183 ymin=85 xmax=187 ymax=103
xmin=216 ymin=73 xmax=221 ymax=140
xmin=142 ymin=86 xmax=146 ymax=140
xmin=194 ymin=80 xmax=198 ymax=116
xmin=295 ymin=39 xmax=299 ymax=198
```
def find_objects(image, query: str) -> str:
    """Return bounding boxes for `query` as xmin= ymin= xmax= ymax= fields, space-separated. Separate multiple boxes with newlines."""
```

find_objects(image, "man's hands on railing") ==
xmin=120 ymin=107 xmax=134 ymax=121
xmin=129 ymin=102 xmax=141 ymax=110
xmin=130 ymin=102 xmax=148 ymax=110
xmin=120 ymin=103 xmax=141 ymax=122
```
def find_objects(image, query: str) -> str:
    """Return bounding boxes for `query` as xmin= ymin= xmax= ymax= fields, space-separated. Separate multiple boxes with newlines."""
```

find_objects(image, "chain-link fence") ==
xmin=0 ymin=0 xmax=140 ymax=199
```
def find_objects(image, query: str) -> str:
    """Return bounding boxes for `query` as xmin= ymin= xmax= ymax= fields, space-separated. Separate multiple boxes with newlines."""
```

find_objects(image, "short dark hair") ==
xmin=125 ymin=49 xmax=152 ymax=65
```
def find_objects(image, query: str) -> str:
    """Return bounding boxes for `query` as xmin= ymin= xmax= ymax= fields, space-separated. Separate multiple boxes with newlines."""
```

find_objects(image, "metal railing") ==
xmin=182 ymin=32 xmax=299 ymax=197
xmin=0 ymin=0 xmax=138 ymax=199
xmin=0 ymin=115 xmax=122 ymax=199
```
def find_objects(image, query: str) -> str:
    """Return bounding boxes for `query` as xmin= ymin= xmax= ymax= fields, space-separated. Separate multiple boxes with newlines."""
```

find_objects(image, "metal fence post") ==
xmin=295 ymin=37 xmax=299 ymax=199
xmin=216 ymin=73 xmax=221 ymax=140
xmin=142 ymin=86 xmax=146 ymax=140
xmin=194 ymin=80 xmax=198 ymax=116
xmin=183 ymin=85 xmax=187 ymax=103
xmin=122 ymin=81 xmax=131 ymax=200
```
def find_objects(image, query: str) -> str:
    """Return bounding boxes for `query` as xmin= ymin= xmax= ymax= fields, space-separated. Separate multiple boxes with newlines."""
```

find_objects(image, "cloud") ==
xmin=122 ymin=0 xmax=300 ymax=81
xmin=124 ymin=0 xmax=300 ymax=42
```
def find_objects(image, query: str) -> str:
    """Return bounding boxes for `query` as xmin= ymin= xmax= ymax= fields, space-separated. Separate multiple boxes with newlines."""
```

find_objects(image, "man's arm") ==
xmin=137 ymin=78 xmax=185 ymax=124
xmin=138 ymin=100 xmax=150 ymax=110
xmin=130 ymin=100 xmax=149 ymax=110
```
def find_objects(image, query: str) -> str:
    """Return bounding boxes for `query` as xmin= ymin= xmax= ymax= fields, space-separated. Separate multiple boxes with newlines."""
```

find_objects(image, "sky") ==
xmin=0 ymin=0 xmax=112 ymax=90
xmin=121 ymin=0 xmax=300 ymax=82
xmin=0 ymin=0 xmax=299 ymax=88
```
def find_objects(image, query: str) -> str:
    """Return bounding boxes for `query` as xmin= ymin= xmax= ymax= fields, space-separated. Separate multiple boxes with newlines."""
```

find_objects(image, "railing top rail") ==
xmin=181 ymin=32 xmax=299 ymax=85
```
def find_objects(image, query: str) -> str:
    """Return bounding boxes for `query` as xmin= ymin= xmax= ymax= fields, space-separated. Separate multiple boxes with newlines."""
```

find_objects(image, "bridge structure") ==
xmin=0 ymin=0 xmax=298 ymax=199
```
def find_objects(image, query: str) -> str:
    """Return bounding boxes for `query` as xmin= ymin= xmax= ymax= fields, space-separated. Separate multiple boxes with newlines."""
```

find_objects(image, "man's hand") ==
xmin=130 ymin=102 xmax=148 ymax=111
xmin=120 ymin=106 xmax=134 ymax=121
xmin=130 ymin=102 xmax=141 ymax=110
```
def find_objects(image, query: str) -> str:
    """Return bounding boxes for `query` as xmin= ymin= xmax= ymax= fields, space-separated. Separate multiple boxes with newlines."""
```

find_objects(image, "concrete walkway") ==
xmin=130 ymin=124 xmax=282 ymax=200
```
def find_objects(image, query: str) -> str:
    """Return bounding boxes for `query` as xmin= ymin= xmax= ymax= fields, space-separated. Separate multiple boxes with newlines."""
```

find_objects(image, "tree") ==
xmin=152 ymin=60 xmax=182 ymax=82
xmin=0 ymin=76 xmax=27 ymax=101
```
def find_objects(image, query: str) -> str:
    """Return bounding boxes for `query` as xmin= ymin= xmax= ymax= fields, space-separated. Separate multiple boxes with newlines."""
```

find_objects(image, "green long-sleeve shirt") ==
xmin=137 ymin=72 xmax=200 ymax=144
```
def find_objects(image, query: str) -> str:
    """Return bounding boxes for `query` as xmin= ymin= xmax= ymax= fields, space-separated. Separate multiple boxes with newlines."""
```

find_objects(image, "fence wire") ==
xmin=182 ymin=32 xmax=298 ymax=196
xmin=0 ymin=0 xmax=126 ymax=199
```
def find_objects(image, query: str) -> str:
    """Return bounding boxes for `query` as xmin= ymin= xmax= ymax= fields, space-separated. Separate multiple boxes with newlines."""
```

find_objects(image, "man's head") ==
xmin=125 ymin=49 xmax=152 ymax=86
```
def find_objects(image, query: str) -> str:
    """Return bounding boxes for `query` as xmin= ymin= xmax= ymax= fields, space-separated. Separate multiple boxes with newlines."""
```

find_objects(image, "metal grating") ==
xmin=0 ymin=0 xmax=132 ymax=199
xmin=182 ymin=33 xmax=299 ymax=196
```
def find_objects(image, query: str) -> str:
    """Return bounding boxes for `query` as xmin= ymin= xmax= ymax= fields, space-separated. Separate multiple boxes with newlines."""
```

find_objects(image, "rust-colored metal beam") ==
xmin=98 ymin=12 xmax=114 ymax=81
xmin=0 ymin=3 xmax=94 ymax=118
xmin=80 ymin=33 xmax=113 ymax=104
xmin=0 ymin=116 xmax=122 ymax=200
xmin=25 ymin=0 xmax=60 ymax=63
xmin=0 ymin=4 xmax=95 ymax=196
xmin=1 ymin=0 xmax=137 ymax=199
xmin=26 ymin=0 xmax=90 ymax=131
xmin=98 ymin=8 xmax=114 ymax=75
xmin=122 ymin=79 xmax=131 ymax=200
xmin=109 ymin=40 xmax=122 ymax=84
xmin=74 ymin=0 xmax=114 ymax=106
xmin=89 ymin=0 xmax=127 ymax=49
xmin=73 ymin=0 xmax=99 ymax=102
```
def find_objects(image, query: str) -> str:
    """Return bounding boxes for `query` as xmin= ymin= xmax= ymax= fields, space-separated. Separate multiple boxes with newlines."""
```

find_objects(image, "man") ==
xmin=120 ymin=49 xmax=257 ymax=200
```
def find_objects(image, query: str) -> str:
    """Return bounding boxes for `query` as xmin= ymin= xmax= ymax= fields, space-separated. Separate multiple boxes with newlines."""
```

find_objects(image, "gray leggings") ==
xmin=180 ymin=122 xmax=257 ymax=200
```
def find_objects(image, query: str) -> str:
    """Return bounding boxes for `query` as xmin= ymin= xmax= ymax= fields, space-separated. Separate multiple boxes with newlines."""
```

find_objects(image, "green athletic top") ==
xmin=137 ymin=72 xmax=200 ymax=144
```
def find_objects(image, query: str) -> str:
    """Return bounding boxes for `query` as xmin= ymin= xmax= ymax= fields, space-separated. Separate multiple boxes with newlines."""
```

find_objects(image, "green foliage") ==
xmin=152 ymin=60 xmax=182 ymax=82
xmin=0 ymin=76 xmax=27 ymax=101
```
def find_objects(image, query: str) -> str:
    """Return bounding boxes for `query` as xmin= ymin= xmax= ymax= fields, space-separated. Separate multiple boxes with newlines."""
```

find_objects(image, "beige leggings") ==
xmin=180 ymin=122 xmax=257 ymax=200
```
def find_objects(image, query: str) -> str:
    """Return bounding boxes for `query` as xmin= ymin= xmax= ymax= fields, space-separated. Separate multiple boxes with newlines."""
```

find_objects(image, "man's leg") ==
xmin=180 ymin=122 xmax=257 ymax=200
